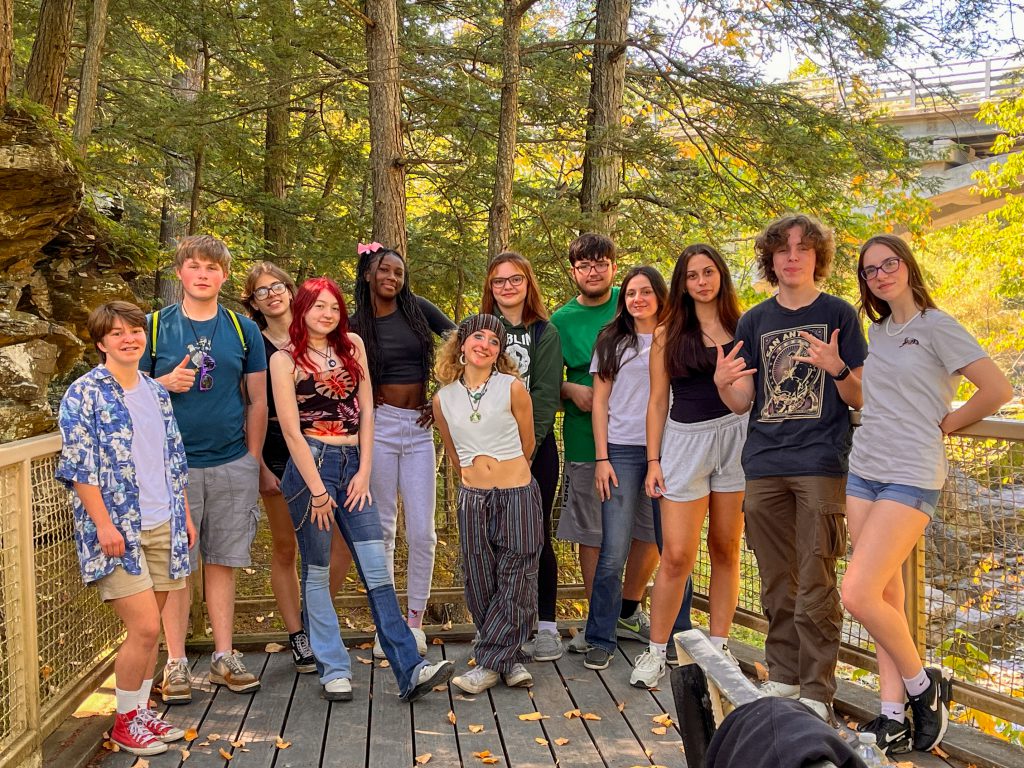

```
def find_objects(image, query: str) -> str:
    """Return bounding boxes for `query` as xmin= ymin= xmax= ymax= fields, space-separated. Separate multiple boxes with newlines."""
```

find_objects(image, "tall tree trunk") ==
xmin=487 ymin=1 xmax=536 ymax=260
xmin=580 ymin=0 xmax=631 ymax=235
xmin=188 ymin=37 xmax=210 ymax=235
xmin=263 ymin=0 xmax=295 ymax=258
xmin=72 ymin=0 xmax=109 ymax=149
xmin=23 ymin=0 xmax=76 ymax=113
xmin=159 ymin=43 xmax=203 ymax=248
xmin=364 ymin=0 xmax=407 ymax=257
xmin=0 ymin=0 xmax=13 ymax=110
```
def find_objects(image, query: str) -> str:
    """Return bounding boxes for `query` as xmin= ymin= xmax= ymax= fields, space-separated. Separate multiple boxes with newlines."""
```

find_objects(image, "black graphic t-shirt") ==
xmin=735 ymin=293 xmax=867 ymax=479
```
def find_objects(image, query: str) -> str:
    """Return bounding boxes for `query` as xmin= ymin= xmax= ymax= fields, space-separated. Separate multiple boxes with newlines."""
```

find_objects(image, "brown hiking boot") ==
xmin=209 ymin=650 xmax=261 ymax=693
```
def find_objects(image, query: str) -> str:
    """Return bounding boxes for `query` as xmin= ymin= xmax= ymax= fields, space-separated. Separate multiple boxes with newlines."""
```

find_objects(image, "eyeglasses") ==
xmin=253 ymin=282 xmax=287 ymax=301
xmin=573 ymin=260 xmax=611 ymax=275
xmin=490 ymin=274 xmax=526 ymax=289
xmin=860 ymin=256 xmax=903 ymax=281
xmin=198 ymin=353 xmax=216 ymax=392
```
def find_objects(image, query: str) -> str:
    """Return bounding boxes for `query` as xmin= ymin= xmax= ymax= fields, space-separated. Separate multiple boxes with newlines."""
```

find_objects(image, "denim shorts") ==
xmin=846 ymin=472 xmax=941 ymax=518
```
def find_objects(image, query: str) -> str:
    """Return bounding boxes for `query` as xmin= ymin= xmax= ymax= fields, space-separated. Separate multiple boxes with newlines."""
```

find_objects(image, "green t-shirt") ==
xmin=550 ymin=287 xmax=619 ymax=462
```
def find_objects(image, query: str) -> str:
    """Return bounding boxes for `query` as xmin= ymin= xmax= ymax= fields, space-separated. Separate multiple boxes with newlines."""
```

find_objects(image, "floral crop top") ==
xmin=295 ymin=366 xmax=360 ymax=437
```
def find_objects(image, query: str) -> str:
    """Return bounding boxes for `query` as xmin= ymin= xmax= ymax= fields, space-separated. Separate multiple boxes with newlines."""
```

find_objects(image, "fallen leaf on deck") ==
xmin=469 ymin=724 xmax=484 ymax=733
xmin=132 ymin=759 xmax=149 ymax=768
xmin=432 ymin=637 xmax=445 ymax=645
xmin=358 ymin=657 xmax=373 ymax=665
xmin=448 ymin=710 xmax=457 ymax=725
xmin=433 ymin=685 xmax=447 ymax=692
xmin=617 ymin=702 xmax=625 ymax=712
xmin=473 ymin=750 xmax=492 ymax=758
xmin=652 ymin=714 xmax=673 ymax=727
xmin=932 ymin=746 xmax=950 ymax=758
xmin=184 ymin=728 xmax=198 ymax=741
xmin=554 ymin=738 xmax=569 ymax=746
xmin=455 ymin=695 xmax=476 ymax=701
xmin=379 ymin=660 xmax=391 ymax=668
xmin=219 ymin=748 xmax=233 ymax=760
xmin=563 ymin=709 xmax=581 ymax=719
xmin=652 ymin=726 xmax=668 ymax=735
xmin=481 ymin=758 xmax=500 ymax=764
xmin=255 ymin=615 xmax=265 ymax=623
xmin=101 ymin=740 xmax=119 ymax=752
xmin=197 ymin=741 xmax=210 ymax=747
xmin=415 ymin=753 xmax=432 ymax=764
xmin=442 ymin=620 xmax=453 ymax=631
xmin=581 ymin=713 xmax=601 ymax=721
xmin=644 ymin=748 xmax=653 ymax=758
xmin=275 ymin=737 xmax=291 ymax=749
xmin=754 ymin=661 xmax=769 ymax=682
xmin=535 ymin=738 xmax=548 ymax=746
xmin=468 ymin=657 xmax=477 ymax=666
xmin=207 ymin=733 xmax=222 ymax=740
xmin=265 ymin=642 xmax=286 ymax=653
xmin=243 ymin=568 xmax=255 ymax=574
xmin=180 ymin=748 xmax=190 ymax=761
xmin=231 ymin=740 xmax=245 ymax=748
xmin=518 ymin=711 xmax=547 ymax=720
xmin=357 ymin=586 xmax=368 ymax=594
xmin=343 ymin=617 xmax=355 ymax=629
xmin=362 ymin=624 xmax=376 ymax=632
xmin=356 ymin=642 xmax=373 ymax=650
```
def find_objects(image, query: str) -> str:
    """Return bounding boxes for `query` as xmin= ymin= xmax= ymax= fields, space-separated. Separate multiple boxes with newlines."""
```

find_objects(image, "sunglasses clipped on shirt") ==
xmin=252 ymin=281 xmax=288 ymax=301
xmin=198 ymin=353 xmax=216 ymax=392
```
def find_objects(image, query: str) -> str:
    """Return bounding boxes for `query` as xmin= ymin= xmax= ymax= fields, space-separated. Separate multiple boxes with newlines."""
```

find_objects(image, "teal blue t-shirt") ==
xmin=143 ymin=304 xmax=266 ymax=468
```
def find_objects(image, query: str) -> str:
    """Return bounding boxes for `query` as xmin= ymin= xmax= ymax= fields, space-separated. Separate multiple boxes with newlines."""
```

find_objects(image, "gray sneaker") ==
xmin=567 ymin=630 xmax=592 ymax=654
xmin=503 ymin=663 xmax=534 ymax=687
xmin=530 ymin=630 xmax=563 ymax=662
xmin=615 ymin=609 xmax=651 ymax=642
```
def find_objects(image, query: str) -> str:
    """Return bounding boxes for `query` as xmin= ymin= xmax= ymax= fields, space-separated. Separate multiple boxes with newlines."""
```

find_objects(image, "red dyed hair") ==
xmin=289 ymin=276 xmax=363 ymax=384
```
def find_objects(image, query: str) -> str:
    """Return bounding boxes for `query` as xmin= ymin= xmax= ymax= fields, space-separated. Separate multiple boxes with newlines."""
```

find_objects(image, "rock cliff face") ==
xmin=0 ymin=105 xmax=142 ymax=442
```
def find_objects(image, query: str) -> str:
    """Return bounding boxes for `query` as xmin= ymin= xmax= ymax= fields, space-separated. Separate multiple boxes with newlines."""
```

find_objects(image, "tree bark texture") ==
xmin=159 ymin=43 xmax=203 ymax=248
xmin=72 ymin=0 xmax=109 ymax=149
xmin=579 ymin=0 xmax=631 ymax=235
xmin=364 ymin=0 xmax=407 ymax=257
xmin=486 ymin=1 xmax=526 ymax=261
xmin=263 ymin=0 xmax=295 ymax=258
xmin=0 ymin=0 xmax=13 ymax=110
xmin=23 ymin=0 xmax=77 ymax=114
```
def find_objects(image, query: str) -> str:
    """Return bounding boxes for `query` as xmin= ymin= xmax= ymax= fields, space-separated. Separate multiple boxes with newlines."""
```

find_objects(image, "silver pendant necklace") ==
xmin=309 ymin=344 xmax=337 ymax=368
xmin=460 ymin=373 xmax=493 ymax=422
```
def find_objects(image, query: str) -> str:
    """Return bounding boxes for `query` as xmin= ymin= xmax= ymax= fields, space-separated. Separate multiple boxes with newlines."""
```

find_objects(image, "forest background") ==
xmin=3 ymin=0 xmax=1024 ymax=387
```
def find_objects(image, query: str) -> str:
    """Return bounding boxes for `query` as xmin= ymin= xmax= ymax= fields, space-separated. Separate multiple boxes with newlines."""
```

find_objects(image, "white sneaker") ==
xmin=798 ymin=696 xmax=834 ymax=724
xmin=452 ymin=666 xmax=500 ymax=694
xmin=629 ymin=650 xmax=666 ymax=689
xmin=760 ymin=680 xmax=801 ymax=699
xmin=372 ymin=633 xmax=385 ymax=659
xmin=324 ymin=677 xmax=353 ymax=701
xmin=503 ymin=663 xmax=533 ymax=688
xmin=411 ymin=627 xmax=428 ymax=656
xmin=567 ymin=630 xmax=592 ymax=654
xmin=720 ymin=643 xmax=739 ymax=667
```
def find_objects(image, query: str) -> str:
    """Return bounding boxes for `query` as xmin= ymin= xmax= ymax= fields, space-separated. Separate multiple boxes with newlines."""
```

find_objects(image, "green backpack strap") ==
xmin=149 ymin=307 xmax=248 ymax=377
xmin=226 ymin=309 xmax=248 ymax=354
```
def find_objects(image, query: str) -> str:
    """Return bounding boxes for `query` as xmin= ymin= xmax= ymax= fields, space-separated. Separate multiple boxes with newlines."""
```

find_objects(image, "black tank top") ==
xmin=670 ymin=340 xmax=734 ymax=424
xmin=295 ymin=365 xmax=360 ymax=437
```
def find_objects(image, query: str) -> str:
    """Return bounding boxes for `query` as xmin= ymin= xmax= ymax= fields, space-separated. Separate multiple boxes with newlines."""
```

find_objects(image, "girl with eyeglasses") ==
xmin=350 ymin=245 xmax=455 ymax=658
xmin=481 ymin=252 xmax=564 ymax=661
xmin=243 ymin=264 xmax=351 ymax=675
xmin=433 ymin=314 xmax=543 ymax=694
xmin=271 ymin=276 xmax=454 ymax=703
xmin=841 ymin=235 xmax=1011 ymax=756
xmin=637 ymin=246 xmax=747 ymax=690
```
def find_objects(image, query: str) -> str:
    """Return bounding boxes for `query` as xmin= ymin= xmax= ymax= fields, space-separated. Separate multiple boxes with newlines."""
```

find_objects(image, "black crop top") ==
xmin=295 ymin=366 xmax=360 ymax=437
xmin=670 ymin=340 xmax=734 ymax=424
xmin=263 ymin=333 xmax=281 ymax=421
xmin=351 ymin=296 xmax=455 ymax=385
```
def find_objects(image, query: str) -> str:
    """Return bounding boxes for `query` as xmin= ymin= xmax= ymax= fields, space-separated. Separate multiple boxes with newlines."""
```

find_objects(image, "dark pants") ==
xmin=459 ymin=481 xmax=543 ymax=672
xmin=743 ymin=475 xmax=847 ymax=703
xmin=531 ymin=432 xmax=560 ymax=623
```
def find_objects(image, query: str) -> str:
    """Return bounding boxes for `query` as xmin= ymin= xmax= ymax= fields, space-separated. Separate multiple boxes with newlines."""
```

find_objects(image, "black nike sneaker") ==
xmin=858 ymin=714 xmax=912 ymax=756
xmin=908 ymin=667 xmax=951 ymax=752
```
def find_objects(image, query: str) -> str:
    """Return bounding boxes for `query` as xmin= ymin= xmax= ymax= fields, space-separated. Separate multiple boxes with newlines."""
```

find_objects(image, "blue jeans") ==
xmin=282 ymin=438 xmax=426 ymax=699
xmin=586 ymin=443 xmax=693 ymax=652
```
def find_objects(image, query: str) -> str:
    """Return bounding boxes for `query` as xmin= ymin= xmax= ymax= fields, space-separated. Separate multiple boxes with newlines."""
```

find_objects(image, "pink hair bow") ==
xmin=357 ymin=241 xmax=384 ymax=255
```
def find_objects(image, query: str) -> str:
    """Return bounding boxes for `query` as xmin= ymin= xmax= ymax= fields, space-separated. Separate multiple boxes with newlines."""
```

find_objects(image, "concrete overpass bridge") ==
xmin=861 ymin=56 xmax=1022 ymax=228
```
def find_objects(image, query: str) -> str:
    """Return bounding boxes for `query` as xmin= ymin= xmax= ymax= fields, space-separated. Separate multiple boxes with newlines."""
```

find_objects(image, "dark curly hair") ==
xmin=754 ymin=213 xmax=834 ymax=286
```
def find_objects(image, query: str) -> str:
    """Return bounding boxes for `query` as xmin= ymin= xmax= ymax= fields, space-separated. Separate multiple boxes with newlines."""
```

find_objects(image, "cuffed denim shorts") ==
xmin=846 ymin=471 xmax=941 ymax=519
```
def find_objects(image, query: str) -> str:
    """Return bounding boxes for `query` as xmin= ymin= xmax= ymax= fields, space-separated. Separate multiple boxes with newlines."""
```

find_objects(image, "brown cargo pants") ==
xmin=743 ymin=475 xmax=848 ymax=704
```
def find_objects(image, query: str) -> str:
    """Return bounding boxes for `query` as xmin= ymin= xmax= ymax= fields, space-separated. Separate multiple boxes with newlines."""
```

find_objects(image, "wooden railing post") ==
xmin=903 ymin=537 xmax=926 ymax=658
xmin=16 ymin=459 xmax=42 ymax=767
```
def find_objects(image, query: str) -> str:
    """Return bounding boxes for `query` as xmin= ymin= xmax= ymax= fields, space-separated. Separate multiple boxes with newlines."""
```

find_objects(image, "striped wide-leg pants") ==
xmin=458 ymin=480 xmax=543 ymax=673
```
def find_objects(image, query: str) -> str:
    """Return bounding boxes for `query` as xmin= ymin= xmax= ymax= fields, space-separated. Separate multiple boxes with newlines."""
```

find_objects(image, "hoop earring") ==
xmin=459 ymin=353 xmax=466 ymax=365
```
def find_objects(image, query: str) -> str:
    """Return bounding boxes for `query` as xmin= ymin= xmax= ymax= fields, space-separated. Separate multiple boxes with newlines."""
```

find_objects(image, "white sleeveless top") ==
xmin=436 ymin=372 xmax=524 ymax=467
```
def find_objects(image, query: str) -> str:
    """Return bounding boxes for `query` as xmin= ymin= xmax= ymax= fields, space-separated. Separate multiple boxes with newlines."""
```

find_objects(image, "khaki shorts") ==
xmin=97 ymin=521 xmax=186 ymax=601
xmin=556 ymin=461 xmax=657 ymax=547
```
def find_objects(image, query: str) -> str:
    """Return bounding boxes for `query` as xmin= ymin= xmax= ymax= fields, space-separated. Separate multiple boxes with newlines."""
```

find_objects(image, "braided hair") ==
xmin=350 ymin=247 xmax=436 ymax=390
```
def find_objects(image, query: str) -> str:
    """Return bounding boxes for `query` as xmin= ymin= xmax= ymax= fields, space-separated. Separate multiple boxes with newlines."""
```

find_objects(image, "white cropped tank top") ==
xmin=436 ymin=372 xmax=524 ymax=467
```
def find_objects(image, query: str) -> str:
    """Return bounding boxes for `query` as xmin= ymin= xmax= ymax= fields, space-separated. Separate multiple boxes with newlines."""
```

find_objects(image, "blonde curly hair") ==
xmin=434 ymin=331 xmax=521 ymax=385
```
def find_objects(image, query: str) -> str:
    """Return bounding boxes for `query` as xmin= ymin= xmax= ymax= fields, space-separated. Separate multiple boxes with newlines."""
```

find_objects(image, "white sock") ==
xmin=903 ymin=669 xmax=930 ymax=697
xmin=538 ymin=621 xmax=559 ymax=635
xmin=116 ymin=687 xmax=141 ymax=715
xmin=212 ymin=651 xmax=227 ymax=664
xmin=709 ymin=635 xmax=728 ymax=648
xmin=138 ymin=679 xmax=153 ymax=711
xmin=649 ymin=642 xmax=668 ymax=658
xmin=881 ymin=701 xmax=906 ymax=723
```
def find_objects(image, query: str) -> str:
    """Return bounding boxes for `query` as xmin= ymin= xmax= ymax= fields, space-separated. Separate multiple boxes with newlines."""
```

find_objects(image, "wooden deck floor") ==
xmin=93 ymin=638 xmax=962 ymax=768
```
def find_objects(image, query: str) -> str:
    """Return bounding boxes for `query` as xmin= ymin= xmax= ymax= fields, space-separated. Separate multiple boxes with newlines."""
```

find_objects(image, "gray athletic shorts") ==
xmin=659 ymin=412 xmax=747 ymax=502
xmin=187 ymin=452 xmax=261 ymax=569
xmin=556 ymin=460 xmax=657 ymax=547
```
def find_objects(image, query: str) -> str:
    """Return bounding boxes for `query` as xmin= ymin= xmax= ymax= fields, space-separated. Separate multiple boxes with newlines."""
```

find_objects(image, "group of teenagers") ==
xmin=57 ymin=213 xmax=1012 ymax=758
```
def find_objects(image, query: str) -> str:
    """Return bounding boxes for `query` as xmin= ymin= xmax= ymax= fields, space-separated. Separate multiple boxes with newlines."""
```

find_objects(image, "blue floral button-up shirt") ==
xmin=56 ymin=365 xmax=191 ymax=584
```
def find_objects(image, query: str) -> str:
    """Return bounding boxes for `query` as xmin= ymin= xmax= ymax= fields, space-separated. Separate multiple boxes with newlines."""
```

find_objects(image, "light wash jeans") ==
xmin=371 ymin=404 xmax=438 ymax=613
xmin=282 ymin=437 xmax=426 ymax=698
xmin=585 ymin=442 xmax=693 ymax=652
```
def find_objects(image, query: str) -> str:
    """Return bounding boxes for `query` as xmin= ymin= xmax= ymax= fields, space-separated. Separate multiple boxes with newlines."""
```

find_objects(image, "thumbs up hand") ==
xmin=159 ymin=354 xmax=198 ymax=393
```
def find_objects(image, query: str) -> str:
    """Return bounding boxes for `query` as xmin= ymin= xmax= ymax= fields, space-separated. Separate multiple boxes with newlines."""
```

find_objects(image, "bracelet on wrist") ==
xmin=312 ymin=498 xmax=331 ymax=508
xmin=312 ymin=491 xmax=330 ymax=499
xmin=647 ymin=457 xmax=660 ymax=463
xmin=595 ymin=458 xmax=610 ymax=462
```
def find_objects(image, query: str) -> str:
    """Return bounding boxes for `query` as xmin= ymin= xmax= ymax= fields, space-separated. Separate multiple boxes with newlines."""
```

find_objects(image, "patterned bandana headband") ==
xmin=457 ymin=313 xmax=507 ymax=355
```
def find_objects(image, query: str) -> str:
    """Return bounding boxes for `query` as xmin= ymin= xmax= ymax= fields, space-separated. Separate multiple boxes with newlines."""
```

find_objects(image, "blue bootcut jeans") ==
xmin=586 ymin=442 xmax=694 ymax=653
xmin=282 ymin=437 xmax=427 ymax=699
